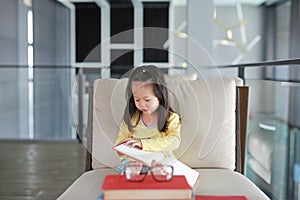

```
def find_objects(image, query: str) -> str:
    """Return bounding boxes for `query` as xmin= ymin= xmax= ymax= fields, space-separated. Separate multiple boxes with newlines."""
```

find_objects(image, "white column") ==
xmin=58 ymin=0 xmax=76 ymax=139
xmin=168 ymin=0 xmax=187 ymax=75
xmin=96 ymin=0 xmax=110 ymax=78
xmin=186 ymin=0 xmax=214 ymax=72
xmin=187 ymin=0 xmax=213 ymax=55
xmin=132 ymin=0 xmax=143 ymax=67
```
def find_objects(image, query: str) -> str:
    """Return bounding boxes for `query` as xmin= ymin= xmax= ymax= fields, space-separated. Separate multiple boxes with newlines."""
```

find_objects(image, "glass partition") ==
xmin=0 ymin=66 xmax=75 ymax=140
xmin=245 ymin=79 xmax=300 ymax=200
xmin=0 ymin=67 xmax=27 ymax=139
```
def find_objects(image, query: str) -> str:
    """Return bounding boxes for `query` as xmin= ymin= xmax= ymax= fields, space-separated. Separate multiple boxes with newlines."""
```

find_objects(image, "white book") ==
xmin=113 ymin=144 xmax=199 ymax=188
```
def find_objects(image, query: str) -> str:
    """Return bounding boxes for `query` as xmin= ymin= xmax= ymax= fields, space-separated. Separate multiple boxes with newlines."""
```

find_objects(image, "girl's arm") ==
xmin=141 ymin=112 xmax=181 ymax=151
xmin=115 ymin=121 xmax=132 ymax=145
xmin=115 ymin=121 xmax=133 ymax=160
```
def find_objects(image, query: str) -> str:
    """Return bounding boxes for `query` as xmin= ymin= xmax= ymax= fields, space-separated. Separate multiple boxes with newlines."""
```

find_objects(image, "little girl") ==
xmin=115 ymin=65 xmax=181 ymax=171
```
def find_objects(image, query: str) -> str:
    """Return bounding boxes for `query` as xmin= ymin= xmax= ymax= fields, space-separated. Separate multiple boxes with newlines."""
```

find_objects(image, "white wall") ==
xmin=186 ymin=0 xmax=216 ymax=78
xmin=170 ymin=2 xmax=265 ymax=79
xmin=170 ymin=4 xmax=186 ymax=69
xmin=212 ymin=5 xmax=264 ymax=79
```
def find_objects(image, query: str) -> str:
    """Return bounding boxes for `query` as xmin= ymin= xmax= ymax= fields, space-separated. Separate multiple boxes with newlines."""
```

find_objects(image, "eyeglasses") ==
xmin=123 ymin=161 xmax=174 ymax=182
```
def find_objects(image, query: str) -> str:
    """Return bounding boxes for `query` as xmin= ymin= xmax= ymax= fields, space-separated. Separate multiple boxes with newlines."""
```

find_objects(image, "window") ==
xmin=143 ymin=2 xmax=169 ymax=63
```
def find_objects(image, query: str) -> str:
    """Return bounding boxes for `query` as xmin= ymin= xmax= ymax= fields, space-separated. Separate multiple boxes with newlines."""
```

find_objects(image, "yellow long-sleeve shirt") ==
xmin=115 ymin=111 xmax=181 ymax=162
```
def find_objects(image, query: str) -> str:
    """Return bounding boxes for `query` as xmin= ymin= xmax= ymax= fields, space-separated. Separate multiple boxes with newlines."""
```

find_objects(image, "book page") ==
xmin=171 ymin=160 xmax=199 ymax=188
xmin=113 ymin=144 xmax=165 ymax=166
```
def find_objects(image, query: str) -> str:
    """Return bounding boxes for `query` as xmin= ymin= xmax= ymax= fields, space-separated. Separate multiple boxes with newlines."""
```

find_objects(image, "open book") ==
xmin=113 ymin=144 xmax=199 ymax=188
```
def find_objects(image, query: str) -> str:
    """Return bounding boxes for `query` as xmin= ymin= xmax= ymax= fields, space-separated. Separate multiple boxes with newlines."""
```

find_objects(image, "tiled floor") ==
xmin=0 ymin=140 xmax=85 ymax=200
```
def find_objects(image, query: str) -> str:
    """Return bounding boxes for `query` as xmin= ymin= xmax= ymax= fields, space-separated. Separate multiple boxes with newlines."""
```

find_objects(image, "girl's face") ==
xmin=131 ymin=81 xmax=160 ymax=115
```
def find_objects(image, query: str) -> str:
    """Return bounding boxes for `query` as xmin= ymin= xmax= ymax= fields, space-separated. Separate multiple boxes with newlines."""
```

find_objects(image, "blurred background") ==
xmin=0 ymin=0 xmax=299 ymax=199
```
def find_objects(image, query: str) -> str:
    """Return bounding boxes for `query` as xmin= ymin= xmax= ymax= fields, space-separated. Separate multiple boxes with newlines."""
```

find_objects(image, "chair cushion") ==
xmin=57 ymin=168 xmax=269 ymax=200
xmin=91 ymin=78 xmax=241 ymax=170
xmin=193 ymin=169 xmax=270 ymax=199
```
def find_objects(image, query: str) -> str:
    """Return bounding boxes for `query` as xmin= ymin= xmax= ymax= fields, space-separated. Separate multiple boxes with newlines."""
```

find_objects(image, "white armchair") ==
xmin=58 ymin=77 xmax=269 ymax=200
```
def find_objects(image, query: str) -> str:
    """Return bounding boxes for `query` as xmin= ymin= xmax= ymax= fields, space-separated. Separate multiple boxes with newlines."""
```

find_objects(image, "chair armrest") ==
xmin=85 ymin=86 xmax=94 ymax=171
xmin=235 ymin=86 xmax=249 ymax=174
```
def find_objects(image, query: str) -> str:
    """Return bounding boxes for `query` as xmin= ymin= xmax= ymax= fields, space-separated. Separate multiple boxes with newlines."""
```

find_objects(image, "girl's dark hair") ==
xmin=124 ymin=65 xmax=170 ymax=132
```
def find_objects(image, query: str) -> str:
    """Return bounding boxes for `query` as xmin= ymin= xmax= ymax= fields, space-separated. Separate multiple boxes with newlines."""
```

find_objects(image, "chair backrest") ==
xmin=86 ymin=77 xmax=248 ymax=173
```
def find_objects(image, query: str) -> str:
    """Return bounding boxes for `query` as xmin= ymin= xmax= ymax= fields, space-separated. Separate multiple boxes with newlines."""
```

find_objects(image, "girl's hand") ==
xmin=121 ymin=138 xmax=142 ymax=149
xmin=151 ymin=160 xmax=163 ymax=167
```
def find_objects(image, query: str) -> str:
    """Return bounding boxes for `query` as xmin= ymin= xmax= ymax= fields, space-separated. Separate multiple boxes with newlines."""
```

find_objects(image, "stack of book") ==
xmin=101 ymin=174 xmax=192 ymax=200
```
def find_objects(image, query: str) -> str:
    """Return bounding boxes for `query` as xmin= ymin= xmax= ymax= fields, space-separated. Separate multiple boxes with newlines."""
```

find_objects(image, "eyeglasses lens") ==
xmin=151 ymin=165 xmax=173 ymax=181
xmin=124 ymin=162 xmax=145 ymax=181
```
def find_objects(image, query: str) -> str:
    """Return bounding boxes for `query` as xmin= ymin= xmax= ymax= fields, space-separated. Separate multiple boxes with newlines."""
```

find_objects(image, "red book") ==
xmin=195 ymin=195 xmax=249 ymax=200
xmin=101 ymin=174 xmax=192 ymax=200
